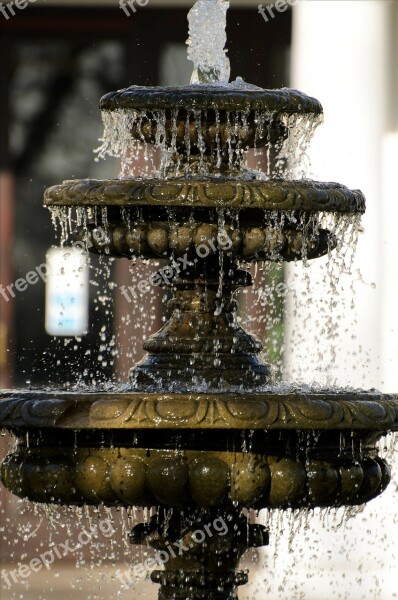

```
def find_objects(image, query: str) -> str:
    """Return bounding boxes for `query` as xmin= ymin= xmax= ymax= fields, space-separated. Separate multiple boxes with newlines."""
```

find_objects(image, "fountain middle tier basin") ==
xmin=45 ymin=178 xmax=365 ymax=212
xmin=45 ymin=178 xmax=365 ymax=262
xmin=0 ymin=389 xmax=396 ymax=509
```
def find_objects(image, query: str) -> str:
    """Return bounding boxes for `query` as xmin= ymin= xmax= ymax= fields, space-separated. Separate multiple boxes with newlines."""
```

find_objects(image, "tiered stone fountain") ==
xmin=1 ymin=2 xmax=398 ymax=598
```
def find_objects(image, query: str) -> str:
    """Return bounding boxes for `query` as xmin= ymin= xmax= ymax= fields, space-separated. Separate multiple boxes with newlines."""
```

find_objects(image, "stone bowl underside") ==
xmin=99 ymin=85 xmax=323 ymax=153
xmin=1 ymin=444 xmax=391 ymax=510
xmin=99 ymin=85 xmax=323 ymax=116
xmin=80 ymin=218 xmax=333 ymax=262
xmin=0 ymin=390 xmax=396 ymax=509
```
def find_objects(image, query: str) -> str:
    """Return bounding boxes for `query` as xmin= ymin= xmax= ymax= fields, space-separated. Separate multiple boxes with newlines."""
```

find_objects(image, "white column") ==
xmin=380 ymin=4 xmax=398 ymax=391
xmin=380 ymin=133 xmax=398 ymax=391
xmin=251 ymin=5 xmax=398 ymax=600
xmin=285 ymin=0 xmax=392 ymax=390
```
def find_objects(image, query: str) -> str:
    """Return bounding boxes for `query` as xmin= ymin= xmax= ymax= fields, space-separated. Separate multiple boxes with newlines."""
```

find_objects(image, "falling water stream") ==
xmin=1 ymin=1 xmax=398 ymax=600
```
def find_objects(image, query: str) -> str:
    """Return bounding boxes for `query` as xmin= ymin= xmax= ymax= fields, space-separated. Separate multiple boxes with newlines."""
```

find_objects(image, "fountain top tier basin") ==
xmin=97 ymin=84 xmax=324 ymax=166
xmin=99 ymin=84 xmax=323 ymax=115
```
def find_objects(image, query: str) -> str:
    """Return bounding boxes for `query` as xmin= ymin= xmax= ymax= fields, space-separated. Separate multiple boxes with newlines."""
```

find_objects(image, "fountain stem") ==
xmin=130 ymin=508 xmax=269 ymax=600
xmin=130 ymin=256 xmax=272 ymax=392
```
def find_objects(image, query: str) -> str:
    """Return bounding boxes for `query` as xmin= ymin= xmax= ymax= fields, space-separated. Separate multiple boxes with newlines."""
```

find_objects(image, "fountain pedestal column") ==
xmin=130 ymin=508 xmax=269 ymax=600
xmin=130 ymin=257 xmax=272 ymax=392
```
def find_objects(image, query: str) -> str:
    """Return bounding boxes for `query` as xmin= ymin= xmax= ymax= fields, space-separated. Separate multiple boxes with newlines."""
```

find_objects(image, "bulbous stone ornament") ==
xmin=75 ymin=455 xmax=114 ymax=503
xmin=268 ymin=458 xmax=307 ymax=507
xmin=109 ymin=456 xmax=148 ymax=504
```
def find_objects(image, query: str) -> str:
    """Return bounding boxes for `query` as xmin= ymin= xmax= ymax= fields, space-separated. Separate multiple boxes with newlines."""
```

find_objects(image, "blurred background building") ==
xmin=1 ymin=1 xmax=398 ymax=599
xmin=0 ymin=0 xmax=290 ymax=390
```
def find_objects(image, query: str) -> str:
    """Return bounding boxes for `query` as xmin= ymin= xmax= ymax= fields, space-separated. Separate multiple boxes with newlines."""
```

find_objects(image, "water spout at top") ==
xmin=187 ymin=0 xmax=230 ymax=85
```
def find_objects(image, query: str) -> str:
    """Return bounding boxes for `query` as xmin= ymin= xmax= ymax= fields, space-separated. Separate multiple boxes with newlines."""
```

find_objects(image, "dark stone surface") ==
xmin=99 ymin=85 xmax=323 ymax=115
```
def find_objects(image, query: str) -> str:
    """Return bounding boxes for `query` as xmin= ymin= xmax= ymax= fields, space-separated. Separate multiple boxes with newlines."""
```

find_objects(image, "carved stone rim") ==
xmin=99 ymin=85 xmax=323 ymax=115
xmin=44 ymin=179 xmax=366 ymax=214
xmin=0 ymin=390 xmax=397 ymax=431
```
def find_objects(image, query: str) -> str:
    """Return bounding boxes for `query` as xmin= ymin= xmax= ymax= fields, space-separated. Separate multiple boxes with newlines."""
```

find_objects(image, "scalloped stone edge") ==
xmin=44 ymin=179 xmax=366 ymax=214
xmin=0 ymin=391 xmax=397 ymax=431
xmin=99 ymin=85 xmax=323 ymax=115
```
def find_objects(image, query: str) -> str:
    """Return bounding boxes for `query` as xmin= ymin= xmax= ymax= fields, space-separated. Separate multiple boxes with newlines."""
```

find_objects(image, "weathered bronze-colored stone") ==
xmin=172 ymin=223 xmax=196 ymax=255
xmin=0 ymin=445 xmax=391 ymax=509
xmin=147 ymin=457 xmax=188 ymax=506
xmin=75 ymin=455 xmax=114 ymax=503
xmin=112 ymin=226 xmax=129 ymax=254
xmin=376 ymin=457 xmax=392 ymax=495
xmin=23 ymin=457 xmax=51 ymax=503
xmin=130 ymin=260 xmax=272 ymax=392
xmin=40 ymin=460 xmax=75 ymax=502
xmin=99 ymin=86 xmax=317 ymax=173
xmin=129 ymin=507 xmax=269 ymax=600
xmin=230 ymin=456 xmax=270 ymax=505
xmin=339 ymin=464 xmax=364 ymax=502
xmin=1 ymin=390 xmax=398 ymax=430
xmin=268 ymin=457 xmax=307 ymax=507
xmin=353 ymin=459 xmax=383 ymax=504
xmin=189 ymin=457 xmax=229 ymax=506
xmin=44 ymin=178 xmax=366 ymax=214
xmin=0 ymin=454 xmax=24 ymax=497
xmin=307 ymin=461 xmax=339 ymax=505
xmin=125 ymin=224 xmax=149 ymax=255
xmin=99 ymin=84 xmax=323 ymax=115
xmin=147 ymin=226 xmax=169 ymax=256
xmin=82 ymin=219 xmax=335 ymax=262
xmin=109 ymin=456 xmax=148 ymax=505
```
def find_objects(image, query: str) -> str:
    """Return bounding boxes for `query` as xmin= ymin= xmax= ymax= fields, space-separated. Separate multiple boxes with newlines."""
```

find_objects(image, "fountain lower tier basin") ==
xmin=1 ymin=390 xmax=396 ymax=430
xmin=0 ymin=390 xmax=396 ymax=508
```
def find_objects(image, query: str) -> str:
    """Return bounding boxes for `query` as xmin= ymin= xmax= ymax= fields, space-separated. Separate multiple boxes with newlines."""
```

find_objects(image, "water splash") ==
xmin=187 ymin=0 xmax=230 ymax=85
xmin=95 ymin=108 xmax=322 ymax=181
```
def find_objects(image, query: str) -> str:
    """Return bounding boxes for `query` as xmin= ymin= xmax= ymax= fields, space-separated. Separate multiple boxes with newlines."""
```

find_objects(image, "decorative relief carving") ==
xmin=99 ymin=85 xmax=323 ymax=114
xmin=44 ymin=179 xmax=366 ymax=214
xmin=0 ymin=391 xmax=397 ymax=431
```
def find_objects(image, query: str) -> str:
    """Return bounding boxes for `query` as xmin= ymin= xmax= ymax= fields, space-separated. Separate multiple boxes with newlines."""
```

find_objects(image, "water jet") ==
xmin=1 ymin=2 xmax=397 ymax=599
